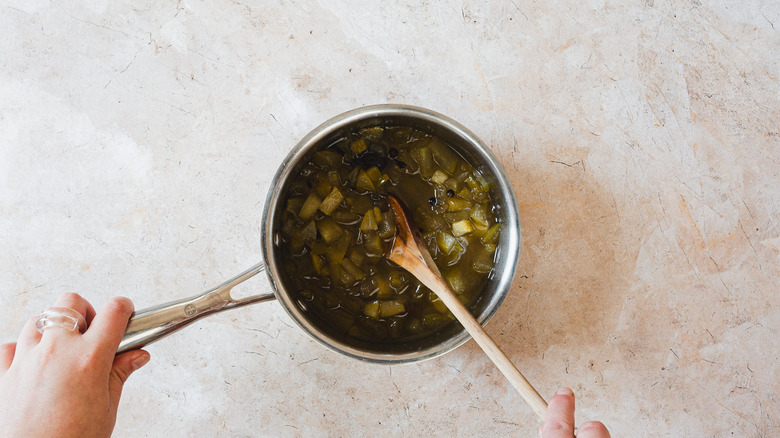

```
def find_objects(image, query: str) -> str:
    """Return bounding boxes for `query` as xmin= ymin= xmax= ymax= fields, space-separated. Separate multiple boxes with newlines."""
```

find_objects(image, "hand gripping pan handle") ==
xmin=117 ymin=262 xmax=275 ymax=354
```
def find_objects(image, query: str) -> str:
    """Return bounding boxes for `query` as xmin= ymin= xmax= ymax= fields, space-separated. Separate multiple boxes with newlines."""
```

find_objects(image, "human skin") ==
xmin=0 ymin=293 xmax=149 ymax=438
xmin=1 ymin=293 xmax=608 ymax=437
xmin=540 ymin=387 xmax=611 ymax=438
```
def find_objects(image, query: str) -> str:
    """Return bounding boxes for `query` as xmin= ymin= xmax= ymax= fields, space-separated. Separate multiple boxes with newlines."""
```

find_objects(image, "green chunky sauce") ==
xmin=279 ymin=126 xmax=501 ymax=343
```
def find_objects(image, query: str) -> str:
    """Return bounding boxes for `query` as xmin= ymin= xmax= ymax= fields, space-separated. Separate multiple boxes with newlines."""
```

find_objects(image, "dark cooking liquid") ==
xmin=278 ymin=125 xmax=501 ymax=344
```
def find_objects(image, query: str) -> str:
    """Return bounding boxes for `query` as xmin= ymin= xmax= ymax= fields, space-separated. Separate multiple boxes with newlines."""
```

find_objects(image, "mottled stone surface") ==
xmin=1 ymin=0 xmax=778 ymax=436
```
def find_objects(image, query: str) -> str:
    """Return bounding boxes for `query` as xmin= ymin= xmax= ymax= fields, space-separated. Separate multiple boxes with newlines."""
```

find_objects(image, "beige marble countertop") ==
xmin=1 ymin=0 xmax=778 ymax=436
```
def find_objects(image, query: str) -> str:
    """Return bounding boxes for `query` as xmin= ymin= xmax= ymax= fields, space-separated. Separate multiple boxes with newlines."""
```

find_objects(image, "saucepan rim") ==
xmin=260 ymin=104 xmax=521 ymax=364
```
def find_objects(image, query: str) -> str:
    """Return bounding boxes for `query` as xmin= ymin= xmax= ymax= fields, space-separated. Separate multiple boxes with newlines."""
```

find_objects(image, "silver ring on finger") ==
xmin=35 ymin=307 xmax=87 ymax=335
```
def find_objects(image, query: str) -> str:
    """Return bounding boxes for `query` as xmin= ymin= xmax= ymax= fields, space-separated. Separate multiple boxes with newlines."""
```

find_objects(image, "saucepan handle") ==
xmin=117 ymin=262 xmax=276 ymax=354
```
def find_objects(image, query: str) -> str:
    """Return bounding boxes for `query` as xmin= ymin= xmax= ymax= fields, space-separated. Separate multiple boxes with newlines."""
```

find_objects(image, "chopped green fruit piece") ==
xmin=429 ymin=138 xmax=459 ymax=174
xmin=317 ymin=218 xmax=344 ymax=244
xmin=363 ymin=231 xmax=384 ymax=257
xmin=310 ymin=240 xmax=327 ymax=255
xmin=416 ymin=208 xmax=448 ymax=232
xmin=443 ymin=240 xmax=464 ymax=266
xmin=423 ymin=312 xmax=450 ymax=327
xmin=350 ymin=138 xmax=367 ymax=155
xmin=315 ymin=173 xmax=332 ymax=197
xmin=473 ymin=255 xmax=494 ymax=274
xmin=471 ymin=224 xmax=488 ymax=238
xmin=454 ymin=169 xmax=471 ymax=184
xmin=444 ymin=270 xmax=466 ymax=294
xmin=281 ymin=215 xmax=296 ymax=237
xmin=301 ymin=221 xmax=317 ymax=243
xmin=452 ymin=220 xmax=474 ymax=237
xmin=474 ymin=172 xmax=490 ymax=192
xmin=380 ymin=300 xmax=406 ymax=318
xmin=429 ymin=294 xmax=448 ymax=313
xmin=350 ymin=195 xmax=373 ymax=214
xmin=389 ymin=127 xmax=413 ymax=143
xmin=436 ymin=231 xmax=458 ymax=255
xmin=340 ymin=258 xmax=366 ymax=281
xmin=377 ymin=211 xmax=396 ymax=239
xmin=431 ymin=169 xmax=449 ymax=184
xmin=359 ymin=278 xmax=375 ymax=297
xmin=457 ymin=187 xmax=472 ymax=200
xmin=328 ymin=170 xmax=341 ymax=188
xmin=365 ymin=166 xmax=382 ymax=185
xmin=348 ymin=248 xmax=365 ymax=267
xmin=388 ymin=271 xmax=407 ymax=288
xmin=446 ymin=198 xmax=472 ymax=211
xmin=364 ymin=301 xmax=380 ymax=319
xmin=412 ymin=147 xmax=434 ymax=178
xmin=360 ymin=210 xmax=378 ymax=231
xmin=345 ymin=167 xmax=359 ymax=185
xmin=333 ymin=210 xmax=361 ymax=224
xmin=356 ymin=169 xmax=375 ymax=192
xmin=410 ymin=284 xmax=426 ymax=302
xmin=375 ymin=276 xmax=392 ymax=298
xmin=325 ymin=238 xmax=349 ymax=264
xmin=422 ymin=230 xmax=438 ymax=253
xmin=338 ymin=296 xmax=363 ymax=316
xmin=286 ymin=197 xmax=303 ymax=214
xmin=327 ymin=261 xmax=342 ymax=283
xmin=482 ymin=223 xmax=501 ymax=244
xmin=358 ymin=126 xmax=384 ymax=141
xmin=466 ymin=174 xmax=489 ymax=194
xmin=458 ymin=160 xmax=474 ymax=173
xmin=311 ymin=253 xmax=326 ymax=274
xmin=444 ymin=210 xmax=470 ymax=223
xmin=388 ymin=317 xmax=403 ymax=339
xmin=470 ymin=203 xmax=489 ymax=227
xmin=299 ymin=193 xmax=322 ymax=221
xmin=291 ymin=233 xmax=304 ymax=254
xmin=312 ymin=150 xmax=341 ymax=168
xmin=385 ymin=164 xmax=403 ymax=184
xmin=319 ymin=187 xmax=344 ymax=215
xmin=399 ymin=149 xmax=419 ymax=173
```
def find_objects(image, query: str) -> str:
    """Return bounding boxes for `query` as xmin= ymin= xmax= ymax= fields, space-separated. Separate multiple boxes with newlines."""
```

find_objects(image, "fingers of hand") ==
xmin=15 ymin=293 xmax=94 ymax=355
xmin=53 ymin=292 xmax=97 ymax=327
xmin=0 ymin=342 xmax=16 ymax=376
xmin=16 ymin=316 xmax=44 ymax=353
xmin=541 ymin=387 xmax=575 ymax=438
xmin=85 ymin=297 xmax=134 ymax=356
xmin=107 ymin=349 xmax=150 ymax=411
xmin=578 ymin=421 xmax=611 ymax=438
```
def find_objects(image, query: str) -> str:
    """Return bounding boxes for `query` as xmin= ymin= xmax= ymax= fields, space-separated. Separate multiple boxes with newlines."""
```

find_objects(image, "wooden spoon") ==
xmin=385 ymin=194 xmax=548 ymax=419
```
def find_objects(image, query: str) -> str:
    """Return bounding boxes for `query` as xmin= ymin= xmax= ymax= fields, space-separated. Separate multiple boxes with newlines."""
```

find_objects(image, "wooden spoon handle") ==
xmin=413 ymin=264 xmax=548 ymax=419
xmin=440 ymin=284 xmax=547 ymax=419
xmin=384 ymin=194 xmax=547 ymax=418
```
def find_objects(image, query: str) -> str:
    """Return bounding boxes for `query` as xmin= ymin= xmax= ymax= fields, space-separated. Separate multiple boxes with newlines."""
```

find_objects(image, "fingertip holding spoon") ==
xmin=385 ymin=194 xmax=548 ymax=420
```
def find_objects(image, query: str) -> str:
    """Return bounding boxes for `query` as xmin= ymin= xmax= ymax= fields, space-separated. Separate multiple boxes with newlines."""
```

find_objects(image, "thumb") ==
xmin=108 ymin=349 xmax=150 ymax=410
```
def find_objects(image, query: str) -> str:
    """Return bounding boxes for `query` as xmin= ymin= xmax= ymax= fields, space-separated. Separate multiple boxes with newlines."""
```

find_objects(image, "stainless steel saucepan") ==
xmin=118 ymin=104 xmax=522 ymax=364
